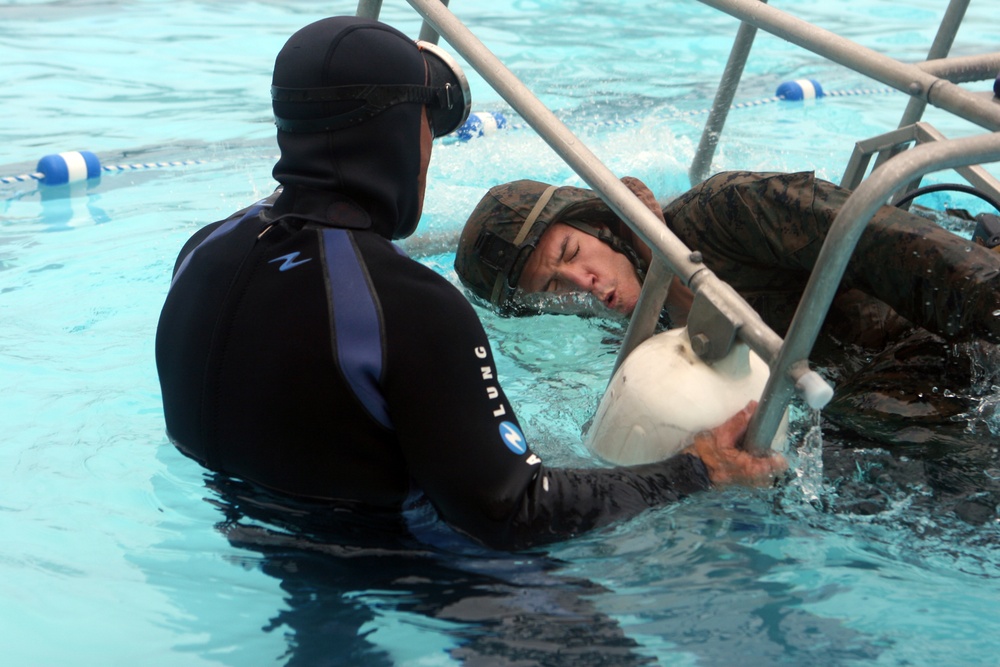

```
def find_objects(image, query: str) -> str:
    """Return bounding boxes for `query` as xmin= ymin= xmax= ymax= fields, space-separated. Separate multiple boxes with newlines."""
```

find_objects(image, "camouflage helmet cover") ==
xmin=455 ymin=179 xmax=626 ymax=315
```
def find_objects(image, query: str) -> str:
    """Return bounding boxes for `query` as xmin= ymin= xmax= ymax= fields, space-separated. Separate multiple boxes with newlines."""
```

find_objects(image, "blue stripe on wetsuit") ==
xmin=322 ymin=228 xmax=393 ymax=430
xmin=170 ymin=203 xmax=266 ymax=288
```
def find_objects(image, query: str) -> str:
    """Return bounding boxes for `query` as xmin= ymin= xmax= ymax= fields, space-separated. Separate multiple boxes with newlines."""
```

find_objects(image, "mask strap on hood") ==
xmin=489 ymin=184 xmax=558 ymax=305
xmin=271 ymin=83 xmax=453 ymax=133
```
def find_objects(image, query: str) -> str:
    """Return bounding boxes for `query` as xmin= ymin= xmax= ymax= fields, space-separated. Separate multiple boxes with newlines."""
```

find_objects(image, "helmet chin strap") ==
xmin=561 ymin=219 xmax=647 ymax=283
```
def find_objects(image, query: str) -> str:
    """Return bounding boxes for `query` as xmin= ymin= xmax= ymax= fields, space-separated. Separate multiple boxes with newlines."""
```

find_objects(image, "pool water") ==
xmin=2 ymin=1 xmax=999 ymax=665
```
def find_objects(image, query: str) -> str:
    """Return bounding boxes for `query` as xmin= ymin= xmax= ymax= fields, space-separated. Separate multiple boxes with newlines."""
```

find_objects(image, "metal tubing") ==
xmin=897 ymin=0 xmax=970 ymax=128
xmin=404 ymin=0 xmax=704 ymax=289
xmin=418 ymin=0 xmax=450 ymax=44
xmin=406 ymin=0 xmax=831 ymax=437
xmin=745 ymin=132 xmax=1000 ymax=453
xmin=355 ymin=0 xmax=383 ymax=19
xmin=921 ymin=0 xmax=970 ymax=70
xmin=697 ymin=0 xmax=1000 ymax=131
xmin=918 ymin=52 xmax=1000 ymax=84
xmin=689 ymin=0 xmax=767 ymax=186
xmin=613 ymin=256 xmax=674 ymax=375
xmin=906 ymin=123 xmax=1000 ymax=205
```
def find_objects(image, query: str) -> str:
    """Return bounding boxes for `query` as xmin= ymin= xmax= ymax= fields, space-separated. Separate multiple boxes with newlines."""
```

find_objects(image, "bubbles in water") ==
xmin=788 ymin=410 xmax=825 ymax=507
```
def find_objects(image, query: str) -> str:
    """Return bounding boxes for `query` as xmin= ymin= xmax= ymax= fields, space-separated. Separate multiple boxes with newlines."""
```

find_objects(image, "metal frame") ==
xmin=751 ymin=134 xmax=1000 ymax=447
xmin=681 ymin=0 xmax=1000 ymax=448
xmin=841 ymin=122 xmax=1000 ymax=205
xmin=358 ymin=0 xmax=1000 ymax=452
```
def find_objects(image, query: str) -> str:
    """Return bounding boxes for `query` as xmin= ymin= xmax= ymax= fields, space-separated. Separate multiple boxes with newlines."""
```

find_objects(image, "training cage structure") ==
xmin=359 ymin=0 xmax=1000 ymax=452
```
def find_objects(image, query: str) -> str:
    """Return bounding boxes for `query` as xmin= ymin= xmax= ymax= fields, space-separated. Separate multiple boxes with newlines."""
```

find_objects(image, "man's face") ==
xmin=416 ymin=106 xmax=433 ymax=218
xmin=517 ymin=222 xmax=642 ymax=316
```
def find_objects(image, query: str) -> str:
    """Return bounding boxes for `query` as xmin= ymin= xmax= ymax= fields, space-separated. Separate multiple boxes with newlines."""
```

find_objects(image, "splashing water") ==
xmin=788 ymin=409 xmax=826 ymax=508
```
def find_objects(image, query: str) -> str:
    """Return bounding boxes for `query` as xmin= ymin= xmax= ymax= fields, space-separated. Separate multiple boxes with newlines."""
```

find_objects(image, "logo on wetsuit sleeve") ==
xmin=499 ymin=421 xmax=527 ymax=455
xmin=474 ymin=346 xmax=507 ymax=418
xmin=474 ymin=345 xmax=538 ymax=464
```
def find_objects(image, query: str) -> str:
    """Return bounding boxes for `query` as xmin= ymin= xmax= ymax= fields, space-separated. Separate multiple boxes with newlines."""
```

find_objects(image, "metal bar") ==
xmin=689 ymin=0 xmax=767 ymax=186
xmin=917 ymin=52 xmax=1000 ymax=84
xmin=405 ymin=0 xmax=832 ymax=423
xmin=687 ymin=270 xmax=783 ymax=381
xmin=841 ymin=122 xmax=1000 ymax=206
xmin=355 ymin=0 xmax=383 ymax=19
xmin=745 ymin=132 xmax=1000 ymax=453
xmin=842 ymin=125 xmax=924 ymax=190
xmin=907 ymin=123 xmax=1000 ymax=207
xmin=613 ymin=256 xmax=674 ymax=375
xmin=418 ymin=0 xmax=450 ymax=43
xmin=884 ymin=0 xmax=970 ymax=180
xmin=957 ymin=164 xmax=1000 ymax=205
xmin=404 ymin=0 xmax=703 ymax=294
xmin=897 ymin=0 xmax=970 ymax=128
xmin=697 ymin=0 xmax=1000 ymax=131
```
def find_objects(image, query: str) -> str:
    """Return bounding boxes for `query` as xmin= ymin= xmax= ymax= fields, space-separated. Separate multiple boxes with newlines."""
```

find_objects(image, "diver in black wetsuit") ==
xmin=155 ymin=16 xmax=784 ymax=551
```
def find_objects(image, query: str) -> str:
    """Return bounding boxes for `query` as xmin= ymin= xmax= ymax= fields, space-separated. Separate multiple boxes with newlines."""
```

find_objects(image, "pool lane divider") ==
xmin=1 ymin=81 xmax=902 ymax=186
xmin=453 ymin=79 xmax=898 ymax=139
xmin=0 ymin=152 xmax=207 ymax=186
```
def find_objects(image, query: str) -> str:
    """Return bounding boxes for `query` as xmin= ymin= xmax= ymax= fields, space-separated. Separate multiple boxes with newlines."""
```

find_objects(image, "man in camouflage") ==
xmin=455 ymin=171 xmax=1000 ymax=443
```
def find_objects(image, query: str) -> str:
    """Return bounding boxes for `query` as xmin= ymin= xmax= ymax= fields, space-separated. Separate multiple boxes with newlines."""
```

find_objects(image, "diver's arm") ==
xmin=379 ymin=266 xmax=773 ymax=550
xmin=492 ymin=455 xmax=712 ymax=550
xmin=493 ymin=403 xmax=783 ymax=550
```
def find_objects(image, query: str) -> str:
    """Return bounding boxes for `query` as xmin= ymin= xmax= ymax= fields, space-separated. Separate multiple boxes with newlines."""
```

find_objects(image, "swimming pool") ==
xmin=2 ymin=0 xmax=999 ymax=664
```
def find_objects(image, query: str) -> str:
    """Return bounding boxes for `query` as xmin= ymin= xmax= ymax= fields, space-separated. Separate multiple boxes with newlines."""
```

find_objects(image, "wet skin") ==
xmin=518 ymin=221 xmax=644 ymax=316
xmin=517 ymin=220 xmax=694 ymax=324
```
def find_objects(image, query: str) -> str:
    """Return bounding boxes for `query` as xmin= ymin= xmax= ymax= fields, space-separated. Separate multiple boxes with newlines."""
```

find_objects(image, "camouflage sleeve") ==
xmin=663 ymin=170 xmax=1000 ymax=344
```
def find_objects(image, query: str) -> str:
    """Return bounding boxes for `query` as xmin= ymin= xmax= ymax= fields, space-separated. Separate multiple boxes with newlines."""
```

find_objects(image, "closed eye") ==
xmin=566 ymin=243 xmax=579 ymax=262
xmin=542 ymin=232 xmax=579 ymax=293
xmin=549 ymin=242 xmax=580 ymax=292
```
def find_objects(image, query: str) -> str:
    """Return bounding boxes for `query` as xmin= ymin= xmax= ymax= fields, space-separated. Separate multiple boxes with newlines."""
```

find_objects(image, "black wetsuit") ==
xmin=156 ymin=17 xmax=711 ymax=551
xmin=156 ymin=190 xmax=710 ymax=550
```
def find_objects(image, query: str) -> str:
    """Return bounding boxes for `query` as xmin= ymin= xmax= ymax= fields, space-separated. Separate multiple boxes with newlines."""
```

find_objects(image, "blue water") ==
xmin=2 ymin=1 xmax=999 ymax=665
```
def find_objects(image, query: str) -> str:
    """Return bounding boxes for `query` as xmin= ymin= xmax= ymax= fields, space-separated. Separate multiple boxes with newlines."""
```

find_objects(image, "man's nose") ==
xmin=569 ymin=270 xmax=597 ymax=294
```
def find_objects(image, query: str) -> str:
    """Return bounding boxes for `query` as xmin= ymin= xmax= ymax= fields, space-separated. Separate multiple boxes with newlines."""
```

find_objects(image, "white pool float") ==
xmin=584 ymin=327 xmax=788 ymax=465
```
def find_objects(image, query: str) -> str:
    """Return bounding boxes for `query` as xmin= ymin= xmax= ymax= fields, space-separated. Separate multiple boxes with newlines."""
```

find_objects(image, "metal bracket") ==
xmin=685 ymin=290 xmax=741 ymax=361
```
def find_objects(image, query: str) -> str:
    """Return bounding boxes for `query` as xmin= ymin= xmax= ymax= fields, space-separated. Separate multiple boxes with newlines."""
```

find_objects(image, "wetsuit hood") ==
xmin=455 ymin=179 xmax=645 ymax=315
xmin=269 ymin=17 xmax=428 ymax=240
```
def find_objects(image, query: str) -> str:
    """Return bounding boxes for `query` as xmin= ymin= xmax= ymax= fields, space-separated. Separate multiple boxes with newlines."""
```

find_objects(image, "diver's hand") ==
xmin=684 ymin=401 xmax=787 ymax=487
xmin=621 ymin=176 xmax=667 ymax=224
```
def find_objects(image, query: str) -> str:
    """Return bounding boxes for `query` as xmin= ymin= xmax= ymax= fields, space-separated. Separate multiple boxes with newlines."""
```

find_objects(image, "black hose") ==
xmin=894 ymin=182 xmax=1000 ymax=214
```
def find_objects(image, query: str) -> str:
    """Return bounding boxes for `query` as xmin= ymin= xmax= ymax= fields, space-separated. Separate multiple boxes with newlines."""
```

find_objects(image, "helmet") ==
xmin=455 ymin=179 xmax=645 ymax=315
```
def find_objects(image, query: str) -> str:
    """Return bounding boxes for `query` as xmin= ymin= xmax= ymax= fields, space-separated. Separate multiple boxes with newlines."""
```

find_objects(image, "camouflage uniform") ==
xmin=664 ymin=171 xmax=1000 ymax=441
xmin=457 ymin=170 xmax=1000 ymax=444
xmin=665 ymin=171 xmax=1000 ymax=348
